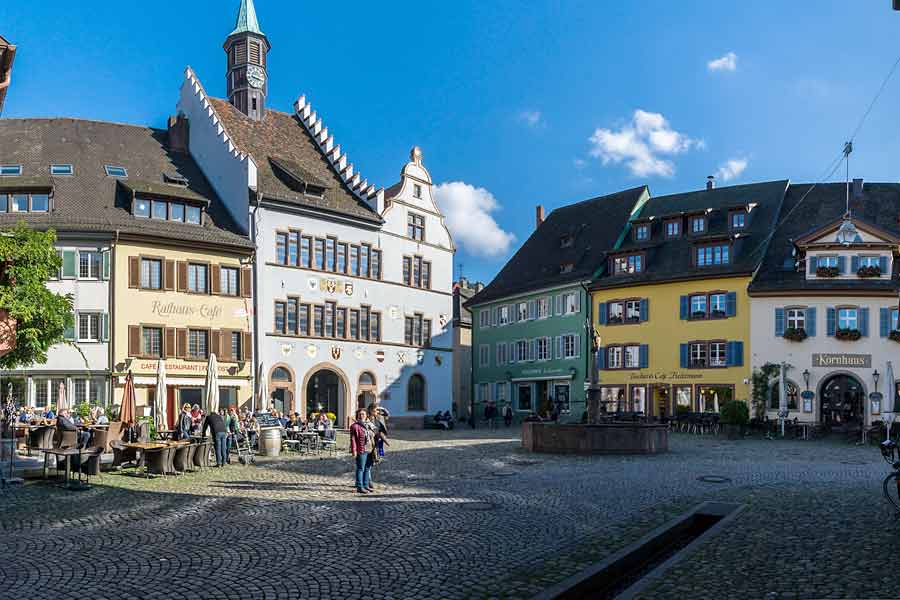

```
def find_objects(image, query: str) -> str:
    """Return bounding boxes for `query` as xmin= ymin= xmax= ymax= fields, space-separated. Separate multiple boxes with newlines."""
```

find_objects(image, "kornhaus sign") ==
xmin=812 ymin=353 xmax=872 ymax=369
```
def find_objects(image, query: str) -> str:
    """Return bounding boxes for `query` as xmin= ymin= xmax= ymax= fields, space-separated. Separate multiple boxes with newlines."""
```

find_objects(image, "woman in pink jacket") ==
xmin=349 ymin=409 xmax=372 ymax=494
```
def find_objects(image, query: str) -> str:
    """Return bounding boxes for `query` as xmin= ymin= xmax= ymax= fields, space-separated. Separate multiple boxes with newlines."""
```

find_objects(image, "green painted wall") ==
xmin=470 ymin=284 xmax=590 ymax=423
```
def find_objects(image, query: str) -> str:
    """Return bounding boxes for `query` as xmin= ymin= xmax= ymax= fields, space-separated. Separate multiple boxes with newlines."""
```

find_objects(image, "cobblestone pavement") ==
xmin=1 ymin=429 xmax=897 ymax=599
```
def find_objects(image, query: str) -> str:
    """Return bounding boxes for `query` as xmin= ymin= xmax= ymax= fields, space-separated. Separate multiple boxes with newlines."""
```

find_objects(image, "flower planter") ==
xmin=857 ymin=266 xmax=881 ymax=278
xmin=711 ymin=310 xmax=726 ymax=319
xmin=816 ymin=266 xmax=839 ymax=278
xmin=783 ymin=327 xmax=808 ymax=342
xmin=691 ymin=311 xmax=707 ymax=320
xmin=835 ymin=328 xmax=861 ymax=341
xmin=607 ymin=316 xmax=623 ymax=325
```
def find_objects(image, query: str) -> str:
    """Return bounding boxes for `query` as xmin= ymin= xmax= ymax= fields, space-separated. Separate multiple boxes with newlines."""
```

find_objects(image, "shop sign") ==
xmin=627 ymin=371 xmax=704 ymax=381
xmin=521 ymin=367 xmax=567 ymax=377
xmin=134 ymin=361 xmax=233 ymax=375
xmin=151 ymin=300 xmax=223 ymax=322
xmin=812 ymin=353 xmax=871 ymax=369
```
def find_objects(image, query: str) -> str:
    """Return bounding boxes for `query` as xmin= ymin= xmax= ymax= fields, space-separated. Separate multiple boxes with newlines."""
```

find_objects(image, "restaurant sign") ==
xmin=812 ymin=353 xmax=871 ymax=369
xmin=627 ymin=371 xmax=703 ymax=381
xmin=151 ymin=300 xmax=223 ymax=322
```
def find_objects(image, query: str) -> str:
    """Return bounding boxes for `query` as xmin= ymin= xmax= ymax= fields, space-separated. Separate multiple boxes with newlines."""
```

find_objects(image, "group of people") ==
xmin=349 ymin=404 xmax=389 ymax=494
xmin=272 ymin=409 xmax=334 ymax=432
xmin=481 ymin=401 xmax=515 ymax=430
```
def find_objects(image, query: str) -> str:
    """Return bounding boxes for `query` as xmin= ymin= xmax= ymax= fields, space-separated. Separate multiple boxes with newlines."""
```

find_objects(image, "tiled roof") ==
xmin=749 ymin=182 xmax=900 ymax=294
xmin=592 ymin=180 xmax=789 ymax=289
xmin=208 ymin=98 xmax=382 ymax=224
xmin=0 ymin=118 xmax=253 ymax=249
xmin=467 ymin=186 xmax=649 ymax=306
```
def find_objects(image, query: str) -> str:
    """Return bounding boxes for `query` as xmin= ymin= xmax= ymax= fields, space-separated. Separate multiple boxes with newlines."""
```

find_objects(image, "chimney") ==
xmin=706 ymin=175 xmax=715 ymax=190
xmin=167 ymin=114 xmax=189 ymax=153
xmin=852 ymin=177 xmax=864 ymax=199
xmin=536 ymin=205 xmax=545 ymax=229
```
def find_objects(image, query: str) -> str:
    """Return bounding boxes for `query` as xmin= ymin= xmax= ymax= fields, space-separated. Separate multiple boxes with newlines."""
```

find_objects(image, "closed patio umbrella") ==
xmin=255 ymin=362 xmax=268 ymax=413
xmin=56 ymin=381 xmax=68 ymax=413
xmin=154 ymin=359 xmax=168 ymax=433
xmin=885 ymin=361 xmax=896 ymax=441
xmin=779 ymin=362 xmax=788 ymax=437
xmin=203 ymin=353 xmax=219 ymax=415
xmin=119 ymin=372 xmax=136 ymax=425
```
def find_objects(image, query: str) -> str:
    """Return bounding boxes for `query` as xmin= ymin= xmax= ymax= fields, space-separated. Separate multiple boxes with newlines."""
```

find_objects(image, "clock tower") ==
xmin=224 ymin=0 xmax=269 ymax=121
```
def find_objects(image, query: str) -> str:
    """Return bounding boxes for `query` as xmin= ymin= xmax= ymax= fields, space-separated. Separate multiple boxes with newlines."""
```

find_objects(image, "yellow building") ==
xmin=588 ymin=180 xmax=789 ymax=417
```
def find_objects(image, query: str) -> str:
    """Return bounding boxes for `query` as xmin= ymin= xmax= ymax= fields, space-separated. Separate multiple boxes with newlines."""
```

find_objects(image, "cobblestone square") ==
xmin=2 ymin=429 xmax=898 ymax=599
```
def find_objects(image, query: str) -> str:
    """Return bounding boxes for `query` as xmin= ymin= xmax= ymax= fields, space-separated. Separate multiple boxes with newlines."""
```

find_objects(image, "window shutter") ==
xmin=241 ymin=267 xmax=253 ymax=298
xmin=640 ymin=298 xmax=649 ymax=322
xmin=733 ymin=341 xmax=744 ymax=366
xmin=177 ymin=262 xmax=188 ymax=292
xmin=128 ymin=325 xmax=140 ymax=356
xmin=679 ymin=296 xmax=688 ymax=320
xmin=555 ymin=336 xmax=562 ymax=359
xmin=165 ymin=328 xmax=176 ymax=358
xmin=851 ymin=256 xmax=859 ymax=273
xmin=164 ymin=260 xmax=175 ymax=291
xmin=221 ymin=330 xmax=233 ymax=361
xmin=508 ymin=342 xmax=515 ymax=362
xmin=64 ymin=321 xmax=75 ymax=341
xmin=881 ymin=307 xmax=891 ymax=337
xmin=128 ymin=257 xmax=140 ymax=288
xmin=837 ymin=256 xmax=846 ymax=274
xmin=725 ymin=292 xmax=737 ymax=317
xmin=806 ymin=307 xmax=816 ymax=337
xmin=679 ymin=343 xmax=688 ymax=369
xmin=101 ymin=250 xmax=110 ymax=280
xmin=242 ymin=332 xmax=252 ymax=361
xmin=62 ymin=250 xmax=77 ymax=279
xmin=529 ymin=339 xmax=536 ymax=361
xmin=575 ymin=334 xmax=580 ymax=358
xmin=725 ymin=341 xmax=734 ymax=366
xmin=573 ymin=294 xmax=581 ymax=314
xmin=826 ymin=307 xmax=836 ymax=336
xmin=528 ymin=300 xmax=536 ymax=320
xmin=808 ymin=256 xmax=818 ymax=275
xmin=176 ymin=329 xmax=187 ymax=358
xmin=210 ymin=330 xmax=221 ymax=357
xmin=774 ymin=308 xmax=785 ymax=337
xmin=210 ymin=265 xmax=221 ymax=294
xmin=555 ymin=295 xmax=563 ymax=316
xmin=859 ymin=307 xmax=869 ymax=337
xmin=639 ymin=344 xmax=648 ymax=369
xmin=598 ymin=303 xmax=607 ymax=325
xmin=880 ymin=256 xmax=889 ymax=274
xmin=597 ymin=347 xmax=607 ymax=370
xmin=491 ymin=308 xmax=497 ymax=327
xmin=495 ymin=345 xmax=501 ymax=365
xmin=101 ymin=313 xmax=109 ymax=342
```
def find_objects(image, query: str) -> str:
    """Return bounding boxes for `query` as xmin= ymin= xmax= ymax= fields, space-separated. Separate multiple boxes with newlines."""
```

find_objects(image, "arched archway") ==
xmin=357 ymin=371 xmax=377 ymax=410
xmin=407 ymin=373 xmax=427 ymax=412
xmin=302 ymin=363 xmax=351 ymax=427
xmin=818 ymin=372 xmax=866 ymax=428
xmin=268 ymin=363 xmax=295 ymax=415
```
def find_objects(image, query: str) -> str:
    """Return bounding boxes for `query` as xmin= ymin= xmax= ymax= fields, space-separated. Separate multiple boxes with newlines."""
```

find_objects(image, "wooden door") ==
xmin=166 ymin=386 xmax=176 ymax=429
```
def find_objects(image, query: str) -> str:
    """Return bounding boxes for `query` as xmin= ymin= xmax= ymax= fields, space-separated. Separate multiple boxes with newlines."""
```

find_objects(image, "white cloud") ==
xmin=588 ymin=109 xmax=702 ymax=177
xmin=707 ymin=52 xmax=737 ymax=72
xmin=517 ymin=110 xmax=544 ymax=129
xmin=433 ymin=182 xmax=516 ymax=258
xmin=715 ymin=158 xmax=748 ymax=182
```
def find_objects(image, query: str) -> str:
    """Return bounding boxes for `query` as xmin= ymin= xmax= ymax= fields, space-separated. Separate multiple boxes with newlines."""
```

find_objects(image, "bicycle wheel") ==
xmin=883 ymin=472 xmax=900 ymax=513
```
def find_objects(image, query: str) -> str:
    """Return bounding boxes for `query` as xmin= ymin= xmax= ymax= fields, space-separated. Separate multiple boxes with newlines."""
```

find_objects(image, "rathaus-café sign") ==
xmin=812 ymin=353 xmax=872 ymax=369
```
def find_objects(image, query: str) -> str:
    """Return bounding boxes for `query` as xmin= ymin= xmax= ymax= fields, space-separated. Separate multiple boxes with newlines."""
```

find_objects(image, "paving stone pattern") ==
xmin=0 ymin=429 xmax=897 ymax=599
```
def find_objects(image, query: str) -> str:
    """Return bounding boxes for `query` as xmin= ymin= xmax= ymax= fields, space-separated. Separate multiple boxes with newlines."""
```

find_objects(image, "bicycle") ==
xmin=880 ymin=439 xmax=900 ymax=512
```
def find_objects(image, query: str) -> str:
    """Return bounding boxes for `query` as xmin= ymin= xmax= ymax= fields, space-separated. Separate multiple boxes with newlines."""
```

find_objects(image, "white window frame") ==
xmin=709 ymin=342 xmax=727 ymax=367
xmin=77 ymin=312 xmax=102 ymax=343
xmin=78 ymin=250 xmax=101 ymax=280
xmin=819 ymin=255 xmax=838 ymax=268
xmin=479 ymin=344 xmax=490 ymax=367
xmin=786 ymin=308 xmax=805 ymax=330
xmin=608 ymin=301 xmax=624 ymax=320
xmin=607 ymin=346 xmax=622 ymax=369
xmin=495 ymin=382 xmax=507 ymax=403
xmin=690 ymin=342 xmax=707 ymax=368
xmin=838 ymin=307 xmax=858 ymax=330
xmin=624 ymin=345 xmax=640 ymax=369
xmin=517 ymin=302 xmax=528 ymax=322
xmin=625 ymin=300 xmax=641 ymax=321
xmin=563 ymin=292 xmax=578 ymax=315
xmin=537 ymin=337 xmax=550 ymax=361
xmin=479 ymin=383 xmax=490 ymax=403
xmin=479 ymin=310 xmax=491 ymax=328
xmin=73 ymin=377 xmax=106 ymax=405
xmin=709 ymin=293 xmax=727 ymax=315
xmin=562 ymin=334 xmax=577 ymax=359
xmin=859 ymin=255 xmax=880 ymax=268
xmin=537 ymin=297 xmax=550 ymax=319
xmin=498 ymin=305 xmax=510 ymax=326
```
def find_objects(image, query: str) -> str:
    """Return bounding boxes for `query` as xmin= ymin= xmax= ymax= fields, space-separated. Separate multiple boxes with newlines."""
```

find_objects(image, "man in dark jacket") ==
xmin=176 ymin=404 xmax=193 ymax=441
xmin=58 ymin=408 xmax=90 ymax=448
xmin=202 ymin=411 xmax=228 ymax=467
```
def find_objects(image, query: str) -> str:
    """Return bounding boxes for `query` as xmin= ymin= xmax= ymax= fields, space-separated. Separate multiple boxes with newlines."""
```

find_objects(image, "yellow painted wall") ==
xmin=112 ymin=241 xmax=253 ymax=410
xmin=590 ymin=276 xmax=752 ymax=414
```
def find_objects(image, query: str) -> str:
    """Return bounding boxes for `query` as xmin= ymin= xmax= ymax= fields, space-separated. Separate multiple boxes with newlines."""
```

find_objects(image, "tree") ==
xmin=0 ymin=223 xmax=74 ymax=369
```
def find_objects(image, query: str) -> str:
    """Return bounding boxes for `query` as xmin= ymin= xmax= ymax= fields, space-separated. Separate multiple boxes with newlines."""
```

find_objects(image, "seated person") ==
xmin=57 ymin=408 xmax=91 ymax=448
xmin=43 ymin=406 xmax=56 ymax=420
xmin=95 ymin=407 xmax=109 ymax=425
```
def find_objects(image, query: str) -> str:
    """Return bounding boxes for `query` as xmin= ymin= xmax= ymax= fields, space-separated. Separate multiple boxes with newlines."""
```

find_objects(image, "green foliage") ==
xmin=138 ymin=416 xmax=157 ymax=440
xmin=751 ymin=363 xmax=782 ymax=419
xmin=0 ymin=223 xmax=74 ymax=369
xmin=75 ymin=401 xmax=91 ymax=419
xmin=720 ymin=400 xmax=749 ymax=426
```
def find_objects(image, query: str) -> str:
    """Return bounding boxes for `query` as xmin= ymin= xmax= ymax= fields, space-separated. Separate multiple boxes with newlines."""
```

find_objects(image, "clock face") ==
xmin=247 ymin=65 xmax=266 ymax=89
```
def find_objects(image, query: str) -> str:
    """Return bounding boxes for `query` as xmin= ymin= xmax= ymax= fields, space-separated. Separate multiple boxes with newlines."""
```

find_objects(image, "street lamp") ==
xmin=802 ymin=369 xmax=811 ymax=390
xmin=874 ymin=369 xmax=881 ymax=393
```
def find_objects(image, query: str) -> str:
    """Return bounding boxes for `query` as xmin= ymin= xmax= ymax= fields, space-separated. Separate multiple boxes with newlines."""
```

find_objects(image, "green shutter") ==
xmin=62 ymin=250 xmax=76 ymax=278
xmin=101 ymin=313 xmax=109 ymax=342
xmin=102 ymin=250 xmax=110 ymax=280
xmin=63 ymin=316 xmax=75 ymax=341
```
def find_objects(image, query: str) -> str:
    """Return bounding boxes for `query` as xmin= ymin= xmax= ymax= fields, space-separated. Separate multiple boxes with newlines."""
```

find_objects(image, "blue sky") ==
xmin=3 ymin=1 xmax=900 ymax=284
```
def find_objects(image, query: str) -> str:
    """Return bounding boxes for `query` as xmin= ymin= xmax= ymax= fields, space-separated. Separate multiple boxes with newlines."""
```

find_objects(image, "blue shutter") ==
xmin=837 ymin=256 xmax=846 ymax=274
xmin=598 ymin=303 xmax=607 ymax=325
xmin=679 ymin=344 xmax=688 ymax=369
xmin=679 ymin=296 xmax=689 ymax=320
xmin=640 ymin=298 xmax=649 ymax=322
xmin=725 ymin=292 xmax=737 ymax=317
xmin=639 ymin=345 xmax=649 ymax=369
xmin=597 ymin=347 xmax=607 ymax=370
xmin=880 ymin=256 xmax=888 ymax=275
xmin=774 ymin=308 xmax=785 ymax=337
xmin=851 ymin=256 xmax=859 ymax=273
xmin=881 ymin=307 xmax=891 ymax=337
xmin=859 ymin=307 xmax=869 ymax=337
xmin=725 ymin=342 xmax=734 ymax=366
xmin=732 ymin=341 xmax=744 ymax=366
xmin=826 ymin=307 xmax=836 ymax=336
xmin=808 ymin=256 xmax=818 ymax=275
xmin=806 ymin=307 xmax=816 ymax=337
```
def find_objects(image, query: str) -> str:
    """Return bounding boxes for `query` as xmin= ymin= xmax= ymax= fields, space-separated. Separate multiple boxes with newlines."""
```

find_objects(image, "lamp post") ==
xmin=802 ymin=369 xmax=810 ymax=390
xmin=874 ymin=369 xmax=881 ymax=393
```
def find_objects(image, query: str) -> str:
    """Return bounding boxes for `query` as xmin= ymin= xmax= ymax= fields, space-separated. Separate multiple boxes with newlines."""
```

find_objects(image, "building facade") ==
xmin=590 ymin=180 xmax=789 ymax=417
xmin=467 ymin=187 xmax=649 ymax=423
xmin=451 ymin=278 xmax=481 ymax=420
xmin=749 ymin=181 xmax=900 ymax=428
xmin=176 ymin=0 xmax=454 ymax=427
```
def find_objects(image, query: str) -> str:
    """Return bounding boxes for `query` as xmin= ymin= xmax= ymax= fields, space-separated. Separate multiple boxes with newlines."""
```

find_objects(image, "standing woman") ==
xmin=349 ymin=409 xmax=372 ymax=494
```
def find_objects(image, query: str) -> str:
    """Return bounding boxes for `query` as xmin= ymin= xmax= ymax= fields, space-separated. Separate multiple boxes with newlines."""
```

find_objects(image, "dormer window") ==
xmin=690 ymin=216 xmax=706 ymax=234
xmin=0 ymin=192 xmax=50 ymax=213
xmin=413 ymin=184 xmax=423 ymax=199
xmin=696 ymin=243 xmax=730 ymax=266
xmin=560 ymin=263 xmax=574 ymax=274
xmin=730 ymin=210 xmax=747 ymax=230
xmin=635 ymin=224 xmax=650 ymax=241
xmin=0 ymin=165 xmax=22 ymax=176
xmin=134 ymin=197 xmax=202 ymax=225
xmin=163 ymin=172 xmax=189 ymax=186
xmin=105 ymin=165 xmax=127 ymax=178
xmin=560 ymin=234 xmax=575 ymax=248
xmin=50 ymin=164 xmax=73 ymax=176
xmin=613 ymin=254 xmax=643 ymax=274
xmin=665 ymin=219 xmax=681 ymax=238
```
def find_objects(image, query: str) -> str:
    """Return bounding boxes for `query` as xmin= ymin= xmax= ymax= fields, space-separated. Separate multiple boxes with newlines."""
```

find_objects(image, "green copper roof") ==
xmin=229 ymin=0 xmax=265 ymax=37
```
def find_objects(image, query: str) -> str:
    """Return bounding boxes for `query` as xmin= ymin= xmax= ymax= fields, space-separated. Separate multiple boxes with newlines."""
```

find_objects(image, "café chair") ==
xmin=78 ymin=447 xmax=104 ymax=482
xmin=172 ymin=444 xmax=191 ymax=475
xmin=144 ymin=447 xmax=168 ymax=478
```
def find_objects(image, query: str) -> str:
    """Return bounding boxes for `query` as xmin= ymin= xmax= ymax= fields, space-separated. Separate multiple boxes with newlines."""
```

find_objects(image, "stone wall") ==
xmin=521 ymin=422 xmax=668 ymax=454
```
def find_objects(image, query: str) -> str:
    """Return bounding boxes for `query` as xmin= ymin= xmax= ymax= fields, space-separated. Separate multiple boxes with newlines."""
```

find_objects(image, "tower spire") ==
xmin=230 ymin=0 xmax=265 ymax=37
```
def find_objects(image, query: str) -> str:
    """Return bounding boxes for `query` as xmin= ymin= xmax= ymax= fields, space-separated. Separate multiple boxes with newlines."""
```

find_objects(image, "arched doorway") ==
xmin=407 ymin=374 xmax=427 ymax=412
xmin=357 ymin=371 xmax=377 ymax=410
xmin=306 ymin=368 xmax=345 ymax=424
xmin=820 ymin=373 xmax=864 ymax=428
xmin=269 ymin=365 xmax=294 ymax=415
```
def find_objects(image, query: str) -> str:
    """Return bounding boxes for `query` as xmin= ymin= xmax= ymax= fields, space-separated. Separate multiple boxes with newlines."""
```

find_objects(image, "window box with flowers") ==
xmin=691 ymin=311 xmax=707 ymax=320
xmin=816 ymin=266 xmax=840 ymax=278
xmin=889 ymin=330 xmax=900 ymax=343
xmin=835 ymin=328 xmax=862 ymax=341
xmin=710 ymin=309 xmax=727 ymax=319
xmin=783 ymin=327 xmax=808 ymax=342
xmin=607 ymin=315 xmax=623 ymax=325
xmin=857 ymin=265 xmax=881 ymax=278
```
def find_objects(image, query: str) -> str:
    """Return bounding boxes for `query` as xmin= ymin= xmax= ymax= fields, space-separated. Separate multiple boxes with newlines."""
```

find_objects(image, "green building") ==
xmin=466 ymin=186 xmax=648 ymax=423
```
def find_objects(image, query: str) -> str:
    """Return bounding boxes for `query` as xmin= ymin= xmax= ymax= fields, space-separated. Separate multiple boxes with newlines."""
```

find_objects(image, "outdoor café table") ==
xmin=40 ymin=447 xmax=86 ymax=489
xmin=122 ymin=442 xmax=168 ymax=475
xmin=299 ymin=431 xmax=320 ymax=453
